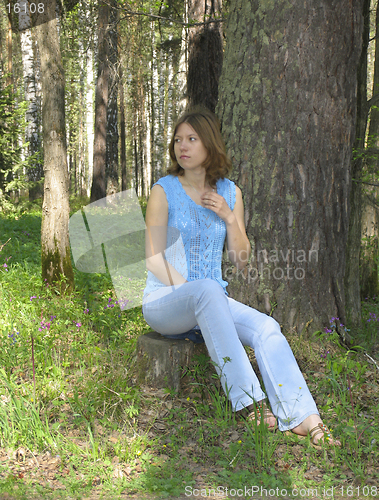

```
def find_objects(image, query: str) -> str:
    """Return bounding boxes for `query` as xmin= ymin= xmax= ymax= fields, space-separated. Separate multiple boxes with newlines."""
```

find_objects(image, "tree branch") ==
xmin=364 ymin=192 xmax=379 ymax=209
xmin=102 ymin=0 xmax=225 ymax=28
xmin=353 ymin=178 xmax=379 ymax=187
xmin=367 ymin=93 xmax=379 ymax=111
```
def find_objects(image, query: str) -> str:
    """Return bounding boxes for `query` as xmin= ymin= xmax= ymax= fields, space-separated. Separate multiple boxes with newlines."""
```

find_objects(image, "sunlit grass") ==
xmin=0 ymin=207 xmax=379 ymax=499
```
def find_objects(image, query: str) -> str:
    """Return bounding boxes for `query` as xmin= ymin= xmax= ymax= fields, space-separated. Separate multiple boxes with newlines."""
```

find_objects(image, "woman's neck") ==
xmin=181 ymin=171 xmax=208 ymax=191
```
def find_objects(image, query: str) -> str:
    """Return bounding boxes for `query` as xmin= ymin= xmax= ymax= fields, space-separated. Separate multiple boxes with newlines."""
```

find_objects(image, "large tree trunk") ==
xmin=217 ymin=0 xmax=363 ymax=335
xmin=90 ymin=1 xmax=109 ymax=202
xmin=187 ymin=0 xmax=223 ymax=112
xmin=35 ymin=0 xmax=74 ymax=291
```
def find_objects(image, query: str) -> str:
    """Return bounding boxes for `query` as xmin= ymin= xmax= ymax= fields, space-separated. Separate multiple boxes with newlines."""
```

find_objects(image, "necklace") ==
xmin=185 ymin=179 xmax=214 ymax=195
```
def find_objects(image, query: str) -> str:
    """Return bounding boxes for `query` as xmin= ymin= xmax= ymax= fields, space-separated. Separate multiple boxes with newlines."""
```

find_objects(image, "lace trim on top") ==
xmin=143 ymin=174 xmax=236 ymax=297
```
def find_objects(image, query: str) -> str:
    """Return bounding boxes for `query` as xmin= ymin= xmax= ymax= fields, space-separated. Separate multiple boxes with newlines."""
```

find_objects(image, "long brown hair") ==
xmin=168 ymin=107 xmax=232 ymax=188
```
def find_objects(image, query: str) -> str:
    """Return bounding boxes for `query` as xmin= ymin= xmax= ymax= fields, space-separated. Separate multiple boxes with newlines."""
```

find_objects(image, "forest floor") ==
xmin=0 ymin=337 xmax=378 ymax=500
xmin=0 ymin=205 xmax=379 ymax=500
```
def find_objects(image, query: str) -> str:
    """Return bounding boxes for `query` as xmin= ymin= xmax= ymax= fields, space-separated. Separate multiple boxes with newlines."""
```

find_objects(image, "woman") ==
xmin=142 ymin=107 xmax=339 ymax=447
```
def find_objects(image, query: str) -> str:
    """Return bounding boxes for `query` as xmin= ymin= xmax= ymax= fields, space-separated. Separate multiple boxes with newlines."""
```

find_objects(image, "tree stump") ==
xmin=136 ymin=331 xmax=210 ymax=392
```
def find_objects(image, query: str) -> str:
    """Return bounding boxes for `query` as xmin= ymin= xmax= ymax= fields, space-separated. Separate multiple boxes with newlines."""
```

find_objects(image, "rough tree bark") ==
xmin=187 ymin=0 xmax=223 ymax=112
xmin=35 ymin=0 xmax=74 ymax=291
xmin=90 ymin=1 xmax=109 ymax=202
xmin=217 ymin=0 xmax=364 ymax=335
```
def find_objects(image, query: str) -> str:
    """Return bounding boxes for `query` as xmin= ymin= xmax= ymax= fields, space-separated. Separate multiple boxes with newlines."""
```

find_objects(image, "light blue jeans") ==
xmin=142 ymin=279 xmax=319 ymax=431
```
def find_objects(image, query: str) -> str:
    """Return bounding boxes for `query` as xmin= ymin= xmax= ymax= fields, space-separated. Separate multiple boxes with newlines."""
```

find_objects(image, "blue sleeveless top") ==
xmin=143 ymin=175 xmax=236 ymax=297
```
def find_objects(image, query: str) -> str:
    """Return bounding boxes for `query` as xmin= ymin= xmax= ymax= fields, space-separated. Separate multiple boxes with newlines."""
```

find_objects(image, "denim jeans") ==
xmin=142 ymin=279 xmax=319 ymax=431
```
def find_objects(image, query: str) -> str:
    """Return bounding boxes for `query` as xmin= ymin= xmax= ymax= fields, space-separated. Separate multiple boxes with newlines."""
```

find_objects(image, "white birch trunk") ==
xmin=177 ymin=0 xmax=189 ymax=114
xmin=166 ymin=46 xmax=175 ymax=172
xmin=19 ymin=1 xmax=42 ymax=199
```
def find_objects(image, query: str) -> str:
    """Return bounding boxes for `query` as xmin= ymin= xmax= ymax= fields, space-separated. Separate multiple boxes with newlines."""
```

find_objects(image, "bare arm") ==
xmin=224 ymin=186 xmax=251 ymax=269
xmin=145 ymin=185 xmax=188 ymax=285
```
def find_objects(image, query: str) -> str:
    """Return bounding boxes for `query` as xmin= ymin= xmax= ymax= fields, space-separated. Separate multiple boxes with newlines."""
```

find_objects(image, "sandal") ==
xmin=247 ymin=403 xmax=277 ymax=432
xmin=309 ymin=423 xmax=336 ymax=449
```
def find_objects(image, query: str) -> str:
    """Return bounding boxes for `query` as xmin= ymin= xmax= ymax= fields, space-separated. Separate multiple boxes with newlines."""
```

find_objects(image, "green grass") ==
xmin=1 ymin=206 xmax=379 ymax=499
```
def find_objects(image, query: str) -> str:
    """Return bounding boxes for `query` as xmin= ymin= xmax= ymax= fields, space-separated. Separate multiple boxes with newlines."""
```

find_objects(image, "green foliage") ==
xmin=0 ymin=80 xmax=39 ymax=206
xmin=0 ymin=369 xmax=57 ymax=451
xmin=1 ymin=206 xmax=379 ymax=498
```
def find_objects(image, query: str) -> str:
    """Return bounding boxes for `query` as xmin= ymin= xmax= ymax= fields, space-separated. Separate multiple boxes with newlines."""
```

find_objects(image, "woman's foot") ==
xmin=291 ymin=414 xmax=341 ymax=448
xmin=246 ymin=400 xmax=277 ymax=431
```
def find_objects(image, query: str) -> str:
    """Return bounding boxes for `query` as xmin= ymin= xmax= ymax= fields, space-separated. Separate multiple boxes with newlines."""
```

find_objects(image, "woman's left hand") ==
xmin=201 ymin=191 xmax=233 ymax=223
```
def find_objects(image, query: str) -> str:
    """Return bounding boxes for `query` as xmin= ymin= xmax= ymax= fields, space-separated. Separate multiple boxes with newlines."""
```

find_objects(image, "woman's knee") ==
xmin=194 ymin=279 xmax=227 ymax=302
xmin=198 ymin=278 xmax=225 ymax=293
xmin=261 ymin=315 xmax=282 ymax=336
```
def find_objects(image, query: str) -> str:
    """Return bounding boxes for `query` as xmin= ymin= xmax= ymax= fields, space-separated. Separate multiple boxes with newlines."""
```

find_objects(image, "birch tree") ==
xmin=19 ymin=2 xmax=42 ymax=200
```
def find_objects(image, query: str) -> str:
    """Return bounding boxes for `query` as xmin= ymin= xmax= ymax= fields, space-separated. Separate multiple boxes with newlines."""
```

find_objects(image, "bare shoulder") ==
xmin=235 ymin=185 xmax=243 ymax=199
xmin=233 ymin=185 xmax=244 ymax=208
xmin=146 ymin=184 xmax=168 ymax=224
xmin=149 ymin=184 xmax=167 ymax=202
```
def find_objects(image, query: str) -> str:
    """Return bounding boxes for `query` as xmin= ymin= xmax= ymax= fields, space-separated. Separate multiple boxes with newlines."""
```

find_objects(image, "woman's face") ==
xmin=174 ymin=122 xmax=208 ymax=172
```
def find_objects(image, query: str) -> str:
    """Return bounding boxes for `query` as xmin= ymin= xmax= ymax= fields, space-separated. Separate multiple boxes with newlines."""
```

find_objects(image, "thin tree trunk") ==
xmin=134 ymin=136 xmax=138 ymax=194
xmin=86 ymin=36 xmax=94 ymax=197
xmin=139 ymin=103 xmax=145 ymax=197
xmin=360 ymin=0 xmax=379 ymax=299
xmin=217 ymin=0 xmax=363 ymax=336
xmin=90 ymin=1 xmax=109 ymax=203
xmin=35 ymin=0 xmax=74 ymax=291
xmin=0 ymin=17 xmax=4 ymax=78
xmin=345 ymin=0 xmax=371 ymax=325
xmin=360 ymin=195 xmax=379 ymax=298
xmin=20 ymin=5 xmax=43 ymax=201
xmin=105 ymin=0 xmax=119 ymax=195
xmin=177 ymin=0 xmax=189 ymax=115
xmin=6 ymin=16 xmax=12 ymax=87
xmin=119 ymin=65 xmax=127 ymax=191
